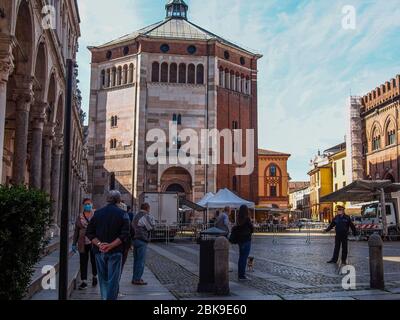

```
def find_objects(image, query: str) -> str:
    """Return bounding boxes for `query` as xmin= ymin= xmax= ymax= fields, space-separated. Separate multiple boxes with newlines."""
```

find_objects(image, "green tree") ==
xmin=0 ymin=185 xmax=52 ymax=300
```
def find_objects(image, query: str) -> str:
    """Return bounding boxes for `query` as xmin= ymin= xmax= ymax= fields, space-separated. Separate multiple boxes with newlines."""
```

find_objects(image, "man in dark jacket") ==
xmin=324 ymin=205 xmax=357 ymax=265
xmin=86 ymin=190 xmax=130 ymax=300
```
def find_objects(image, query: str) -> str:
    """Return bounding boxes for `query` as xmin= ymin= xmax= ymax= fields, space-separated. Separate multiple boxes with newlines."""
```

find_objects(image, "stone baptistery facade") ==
xmin=88 ymin=0 xmax=262 ymax=209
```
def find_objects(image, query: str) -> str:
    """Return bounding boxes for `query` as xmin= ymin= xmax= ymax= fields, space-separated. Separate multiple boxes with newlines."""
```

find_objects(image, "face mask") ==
xmin=83 ymin=204 xmax=93 ymax=212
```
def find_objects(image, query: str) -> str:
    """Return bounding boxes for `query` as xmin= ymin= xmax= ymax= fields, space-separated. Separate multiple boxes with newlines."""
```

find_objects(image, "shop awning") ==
xmin=320 ymin=180 xmax=400 ymax=203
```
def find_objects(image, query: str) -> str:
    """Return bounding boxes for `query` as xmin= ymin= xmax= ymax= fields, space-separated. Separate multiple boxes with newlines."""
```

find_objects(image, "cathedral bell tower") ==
xmin=165 ymin=0 xmax=188 ymax=20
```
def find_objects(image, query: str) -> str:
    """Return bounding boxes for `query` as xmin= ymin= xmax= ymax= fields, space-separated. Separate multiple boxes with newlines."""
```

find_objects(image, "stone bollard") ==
xmin=214 ymin=236 xmax=230 ymax=296
xmin=368 ymin=233 xmax=385 ymax=290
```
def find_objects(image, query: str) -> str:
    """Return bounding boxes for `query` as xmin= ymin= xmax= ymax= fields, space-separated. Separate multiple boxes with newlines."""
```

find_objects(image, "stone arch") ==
xmin=160 ymin=167 xmax=193 ymax=199
xmin=13 ymin=0 xmax=35 ymax=76
xmin=32 ymin=39 xmax=48 ymax=103
xmin=196 ymin=64 xmax=204 ymax=84
xmin=151 ymin=62 xmax=159 ymax=82
xmin=187 ymin=64 xmax=195 ymax=84
xmin=178 ymin=63 xmax=186 ymax=83
xmin=160 ymin=62 xmax=168 ymax=83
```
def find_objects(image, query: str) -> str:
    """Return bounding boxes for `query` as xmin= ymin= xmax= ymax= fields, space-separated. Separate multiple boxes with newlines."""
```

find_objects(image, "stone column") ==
xmin=12 ymin=81 xmax=34 ymax=185
xmin=51 ymin=138 xmax=63 ymax=232
xmin=42 ymin=123 xmax=55 ymax=194
xmin=0 ymin=40 xmax=14 ymax=184
xmin=29 ymin=110 xmax=45 ymax=189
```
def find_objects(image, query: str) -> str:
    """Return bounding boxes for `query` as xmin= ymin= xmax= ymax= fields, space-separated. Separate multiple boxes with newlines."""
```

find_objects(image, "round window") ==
xmin=106 ymin=50 xmax=112 ymax=60
xmin=224 ymin=50 xmax=230 ymax=60
xmin=187 ymin=45 xmax=197 ymax=55
xmin=123 ymin=46 xmax=130 ymax=56
xmin=160 ymin=44 xmax=170 ymax=53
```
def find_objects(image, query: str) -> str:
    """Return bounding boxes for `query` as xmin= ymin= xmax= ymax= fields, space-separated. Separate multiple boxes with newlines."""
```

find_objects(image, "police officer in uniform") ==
xmin=324 ymin=205 xmax=357 ymax=265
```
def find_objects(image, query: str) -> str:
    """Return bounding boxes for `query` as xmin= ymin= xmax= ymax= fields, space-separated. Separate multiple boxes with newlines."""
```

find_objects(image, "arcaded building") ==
xmin=87 ymin=0 xmax=261 ymax=209
xmin=0 ymin=0 xmax=88 ymax=233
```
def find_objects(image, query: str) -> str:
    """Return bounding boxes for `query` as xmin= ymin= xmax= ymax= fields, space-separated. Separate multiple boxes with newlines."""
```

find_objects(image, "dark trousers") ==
xmin=332 ymin=235 xmax=348 ymax=262
xmin=238 ymin=241 xmax=252 ymax=279
xmin=79 ymin=244 xmax=97 ymax=281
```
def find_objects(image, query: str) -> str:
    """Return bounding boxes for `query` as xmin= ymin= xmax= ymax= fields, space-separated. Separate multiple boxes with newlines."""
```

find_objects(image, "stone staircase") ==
xmin=25 ymin=234 xmax=81 ymax=300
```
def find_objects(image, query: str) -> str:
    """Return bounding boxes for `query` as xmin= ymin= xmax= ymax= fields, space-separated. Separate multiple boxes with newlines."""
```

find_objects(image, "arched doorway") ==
xmin=166 ymin=183 xmax=185 ymax=193
xmin=160 ymin=167 xmax=192 ymax=200
xmin=384 ymin=172 xmax=396 ymax=183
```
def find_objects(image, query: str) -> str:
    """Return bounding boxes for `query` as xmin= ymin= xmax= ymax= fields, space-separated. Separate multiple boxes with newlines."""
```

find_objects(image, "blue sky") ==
xmin=76 ymin=0 xmax=400 ymax=181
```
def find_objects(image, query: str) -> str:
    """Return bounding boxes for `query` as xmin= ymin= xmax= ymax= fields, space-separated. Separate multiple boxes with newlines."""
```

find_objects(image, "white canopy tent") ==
xmin=196 ymin=192 xmax=215 ymax=207
xmin=202 ymin=188 xmax=255 ymax=223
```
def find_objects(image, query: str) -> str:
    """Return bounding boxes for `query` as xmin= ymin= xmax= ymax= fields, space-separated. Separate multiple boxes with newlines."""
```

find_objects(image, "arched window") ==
xmin=245 ymin=76 xmax=250 ymax=94
xmin=386 ymin=121 xmax=396 ymax=146
xmin=225 ymin=69 xmax=230 ymax=90
xmin=196 ymin=64 xmax=204 ymax=84
xmin=117 ymin=66 xmax=122 ymax=86
xmin=269 ymin=165 xmax=277 ymax=177
xmin=170 ymin=63 xmax=177 ymax=83
xmin=111 ymin=116 xmax=118 ymax=128
xmin=101 ymin=70 xmax=105 ymax=87
xmin=188 ymin=64 xmax=195 ymax=84
xmin=110 ymin=139 xmax=117 ymax=150
xmin=231 ymin=72 xmax=236 ymax=91
xmin=179 ymin=63 xmax=186 ymax=83
xmin=372 ymin=127 xmax=381 ymax=151
xmin=161 ymin=62 xmax=169 ymax=83
xmin=129 ymin=64 xmax=134 ymax=83
xmin=123 ymin=65 xmax=128 ymax=84
xmin=111 ymin=67 xmax=116 ymax=87
xmin=172 ymin=114 xmax=177 ymax=123
xmin=177 ymin=114 xmax=182 ymax=125
xmin=236 ymin=73 xmax=240 ymax=92
xmin=106 ymin=69 xmax=111 ymax=87
xmin=219 ymin=67 xmax=224 ymax=87
xmin=241 ymin=75 xmax=245 ymax=92
xmin=152 ymin=62 xmax=160 ymax=82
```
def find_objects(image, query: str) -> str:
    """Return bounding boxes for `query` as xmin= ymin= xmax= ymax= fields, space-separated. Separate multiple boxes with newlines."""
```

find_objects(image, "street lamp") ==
xmin=58 ymin=59 xmax=73 ymax=300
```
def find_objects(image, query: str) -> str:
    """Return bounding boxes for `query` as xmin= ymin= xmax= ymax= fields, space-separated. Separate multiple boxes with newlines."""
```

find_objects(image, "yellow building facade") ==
xmin=309 ymin=165 xmax=333 ymax=222
xmin=330 ymin=149 xmax=348 ymax=213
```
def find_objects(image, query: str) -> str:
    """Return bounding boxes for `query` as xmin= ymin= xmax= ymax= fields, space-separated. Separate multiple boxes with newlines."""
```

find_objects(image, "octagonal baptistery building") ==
xmin=87 ymin=0 xmax=262 ymax=209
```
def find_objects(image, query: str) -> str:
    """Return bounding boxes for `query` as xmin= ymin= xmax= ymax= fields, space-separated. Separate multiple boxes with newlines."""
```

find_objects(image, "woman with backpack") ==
xmin=229 ymin=205 xmax=254 ymax=281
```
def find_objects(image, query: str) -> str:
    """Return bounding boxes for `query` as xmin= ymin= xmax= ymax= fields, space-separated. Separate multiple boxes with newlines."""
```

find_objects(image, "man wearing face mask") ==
xmin=72 ymin=198 xmax=98 ymax=290
xmin=324 ymin=205 xmax=357 ymax=265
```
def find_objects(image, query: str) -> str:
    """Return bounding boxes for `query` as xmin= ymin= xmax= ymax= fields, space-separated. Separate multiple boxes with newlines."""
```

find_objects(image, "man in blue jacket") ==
xmin=324 ymin=205 xmax=357 ymax=265
xmin=86 ymin=190 xmax=130 ymax=300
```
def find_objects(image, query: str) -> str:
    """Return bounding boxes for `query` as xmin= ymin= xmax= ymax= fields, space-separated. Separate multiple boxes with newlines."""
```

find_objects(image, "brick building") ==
xmin=87 ymin=0 xmax=261 ymax=209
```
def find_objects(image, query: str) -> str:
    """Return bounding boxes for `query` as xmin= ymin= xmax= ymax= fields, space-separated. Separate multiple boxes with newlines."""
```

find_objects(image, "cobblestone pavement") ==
xmin=70 ymin=235 xmax=400 ymax=300
xmin=146 ymin=234 xmax=400 ymax=299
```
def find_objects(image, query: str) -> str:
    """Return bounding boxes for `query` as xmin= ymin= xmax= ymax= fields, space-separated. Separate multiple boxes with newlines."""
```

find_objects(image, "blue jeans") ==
xmin=238 ymin=241 xmax=251 ymax=279
xmin=95 ymin=252 xmax=122 ymax=300
xmin=132 ymin=239 xmax=148 ymax=282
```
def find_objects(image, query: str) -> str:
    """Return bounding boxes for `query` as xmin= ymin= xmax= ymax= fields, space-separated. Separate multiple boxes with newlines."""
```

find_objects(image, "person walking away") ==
xmin=131 ymin=203 xmax=156 ymax=286
xmin=72 ymin=198 xmax=98 ymax=290
xmin=324 ymin=205 xmax=357 ymax=265
xmin=121 ymin=206 xmax=133 ymax=270
xmin=86 ymin=190 xmax=130 ymax=300
xmin=229 ymin=205 xmax=254 ymax=281
xmin=215 ymin=206 xmax=230 ymax=236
